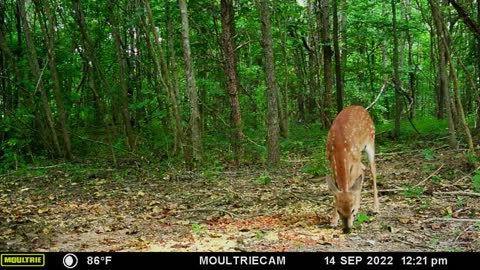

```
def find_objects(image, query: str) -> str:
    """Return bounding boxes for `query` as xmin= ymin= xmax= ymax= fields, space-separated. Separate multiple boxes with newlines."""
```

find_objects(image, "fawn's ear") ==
xmin=326 ymin=175 xmax=340 ymax=193
xmin=349 ymin=174 xmax=364 ymax=192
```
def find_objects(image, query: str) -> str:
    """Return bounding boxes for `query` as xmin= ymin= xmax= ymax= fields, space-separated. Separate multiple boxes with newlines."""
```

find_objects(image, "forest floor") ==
xmin=1 ymin=139 xmax=479 ymax=252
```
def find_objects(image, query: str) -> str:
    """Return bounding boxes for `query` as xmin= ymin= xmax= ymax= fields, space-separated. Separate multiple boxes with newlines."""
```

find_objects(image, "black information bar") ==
xmin=0 ymin=252 xmax=478 ymax=269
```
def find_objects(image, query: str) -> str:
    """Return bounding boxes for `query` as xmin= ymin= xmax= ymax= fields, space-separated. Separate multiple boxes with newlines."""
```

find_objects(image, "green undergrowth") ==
xmin=1 ymin=114 xmax=471 ymax=179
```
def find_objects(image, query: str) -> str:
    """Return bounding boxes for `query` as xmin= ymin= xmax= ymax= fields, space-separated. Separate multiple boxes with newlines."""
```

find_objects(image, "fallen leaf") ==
xmin=398 ymin=218 xmax=411 ymax=224
xmin=3 ymin=229 xmax=15 ymax=235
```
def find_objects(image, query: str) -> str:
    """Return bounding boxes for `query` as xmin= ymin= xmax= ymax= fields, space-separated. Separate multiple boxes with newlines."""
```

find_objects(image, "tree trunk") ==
xmin=428 ymin=0 xmax=457 ymax=148
xmin=430 ymin=27 xmax=443 ymax=119
xmin=259 ymin=0 xmax=280 ymax=167
xmin=71 ymin=0 xmax=109 ymax=123
xmin=273 ymin=0 xmax=289 ymax=138
xmin=477 ymin=0 xmax=480 ymax=124
xmin=220 ymin=0 xmax=244 ymax=165
xmin=436 ymin=5 xmax=474 ymax=152
xmin=34 ymin=0 xmax=72 ymax=159
xmin=392 ymin=0 xmax=402 ymax=139
xmin=18 ymin=0 xmax=62 ymax=157
xmin=319 ymin=0 xmax=333 ymax=126
xmin=306 ymin=2 xmax=317 ymax=118
xmin=404 ymin=0 xmax=416 ymax=119
xmin=332 ymin=0 xmax=343 ymax=113
xmin=143 ymin=0 xmax=184 ymax=156
xmin=340 ymin=0 xmax=347 ymax=86
xmin=179 ymin=0 xmax=202 ymax=164
xmin=293 ymin=48 xmax=306 ymax=123
xmin=107 ymin=0 xmax=136 ymax=152
xmin=165 ymin=0 xmax=180 ymax=104
xmin=448 ymin=0 xmax=480 ymax=41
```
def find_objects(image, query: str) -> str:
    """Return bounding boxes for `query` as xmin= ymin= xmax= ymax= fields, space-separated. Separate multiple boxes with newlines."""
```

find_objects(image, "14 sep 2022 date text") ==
xmin=324 ymin=255 xmax=448 ymax=267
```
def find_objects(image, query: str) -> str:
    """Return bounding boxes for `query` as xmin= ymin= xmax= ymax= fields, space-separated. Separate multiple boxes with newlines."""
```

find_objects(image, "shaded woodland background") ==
xmin=1 ymin=0 xmax=480 ymax=252
xmin=1 ymin=0 xmax=480 ymax=169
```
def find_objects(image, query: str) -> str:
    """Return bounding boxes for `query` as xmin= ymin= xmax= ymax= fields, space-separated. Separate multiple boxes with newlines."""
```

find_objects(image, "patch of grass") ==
xmin=464 ymin=152 xmax=478 ymax=167
xmin=301 ymin=163 xmax=327 ymax=177
xmin=376 ymin=116 xmax=448 ymax=139
xmin=451 ymin=228 xmax=461 ymax=234
xmin=455 ymin=197 xmax=464 ymax=207
xmin=288 ymin=123 xmax=327 ymax=152
xmin=444 ymin=170 xmax=458 ymax=180
xmin=421 ymin=164 xmax=432 ymax=173
xmin=402 ymin=185 xmax=424 ymax=198
xmin=431 ymin=175 xmax=442 ymax=183
xmin=429 ymin=237 xmax=440 ymax=245
xmin=288 ymin=124 xmax=329 ymax=177
xmin=191 ymin=223 xmax=206 ymax=235
xmin=421 ymin=149 xmax=435 ymax=161
xmin=255 ymin=231 xmax=266 ymax=239
xmin=300 ymin=144 xmax=328 ymax=177
xmin=203 ymin=168 xmax=221 ymax=182
xmin=253 ymin=173 xmax=271 ymax=185
xmin=417 ymin=199 xmax=431 ymax=211
xmin=354 ymin=212 xmax=370 ymax=227
xmin=472 ymin=170 xmax=480 ymax=193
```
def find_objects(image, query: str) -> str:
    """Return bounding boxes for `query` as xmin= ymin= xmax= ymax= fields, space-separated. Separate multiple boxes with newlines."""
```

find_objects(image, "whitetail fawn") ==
xmin=326 ymin=106 xmax=378 ymax=233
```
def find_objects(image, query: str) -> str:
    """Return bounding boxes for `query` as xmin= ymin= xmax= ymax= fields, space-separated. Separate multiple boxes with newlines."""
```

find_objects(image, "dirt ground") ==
xmin=0 ymin=144 xmax=479 ymax=252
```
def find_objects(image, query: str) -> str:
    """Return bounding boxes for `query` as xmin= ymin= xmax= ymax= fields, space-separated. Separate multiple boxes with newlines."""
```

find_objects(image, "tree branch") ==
xmin=449 ymin=0 xmax=480 ymax=41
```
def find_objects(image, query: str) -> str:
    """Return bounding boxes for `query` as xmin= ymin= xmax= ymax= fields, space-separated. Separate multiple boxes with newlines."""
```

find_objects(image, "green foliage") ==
xmin=254 ymin=173 xmax=271 ymax=185
xmin=472 ymin=170 xmax=480 ymax=193
xmin=203 ymin=168 xmax=221 ymax=182
xmin=255 ymin=231 xmax=266 ymax=239
xmin=431 ymin=175 xmax=441 ymax=184
xmin=417 ymin=199 xmax=431 ymax=211
xmin=455 ymin=197 xmax=464 ymax=207
xmin=0 ymin=0 xmax=477 ymax=173
xmin=301 ymin=164 xmax=326 ymax=176
xmin=421 ymin=149 xmax=435 ymax=161
xmin=287 ymin=124 xmax=328 ymax=177
xmin=402 ymin=185 xmax=424 ymax=198
xmin=376 ymin=116 xmax=448 ymax=140
xmin=354 ymin=212 xmax=370 ymax=228
xmin=464 ymin=152 xmax=478 ymax=167
xmin=191 ymin=223 xmax=206 ymax=235
xmin=421 ymin=164 xmax=432 ymax=173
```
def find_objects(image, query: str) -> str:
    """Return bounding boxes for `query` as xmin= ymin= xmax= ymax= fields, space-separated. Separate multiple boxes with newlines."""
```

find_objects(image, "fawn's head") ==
xmin=326 ymin=171 xmax=364 ymax=233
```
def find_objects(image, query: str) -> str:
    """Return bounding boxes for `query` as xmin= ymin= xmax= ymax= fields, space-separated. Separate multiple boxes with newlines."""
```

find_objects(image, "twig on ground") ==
xmin=30 ymin=163 xmax=67 ymax=170
xmin=390 ymin=236 xmax=434 ymax=250
xmin=195 ymin=198 xmax=225 ymax=208
xmin=378 ymin=145 xmax=449 ymax=157
xmin=454 ymin=225 xmax=473 ymax=243
xmin=376 ymin=188 xmax=404 ymax=193
xmin=433 ymin=191 xmax=480 ymax=197
xmin=180 ymin=208 xmax=237 ymax=218
xmin=453 ymin=165 xmax=480 ymax=186
xmin=414 ymin=164 xmax=444 ymax=187
xmin=291 ymin=192 xmax=325 ymax=203
xmin=423 ymin=217 xmax=480 ymax=223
